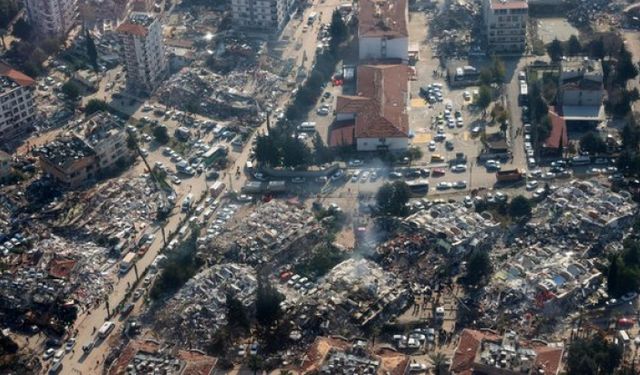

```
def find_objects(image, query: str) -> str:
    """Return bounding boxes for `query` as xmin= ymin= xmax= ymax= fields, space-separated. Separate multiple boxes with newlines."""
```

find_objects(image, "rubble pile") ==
xmin=479 ymin=180 xmax=636 ymax=334
xmin=316 ymin=259 xmax=410 ymax=327
xmin=54 ymin=176 xmax=160 ymax=238
xmin=209 ymin=201 xmax=319 ymax=264
xmin=155 ymin=263 xmax=256 ymax=347
xmin=565 ymin=0 xmax=622 ymax=28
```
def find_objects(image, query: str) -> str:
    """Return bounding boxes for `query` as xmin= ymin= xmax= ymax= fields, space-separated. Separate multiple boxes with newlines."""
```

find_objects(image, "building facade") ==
xmin=37 ymin=136 xmax=97 ymax=189
xmin=558 ymin=58 xmax=605 ymax=122
xmin=358 ymin=0 xmax=409 ymax=62
xmin=231 ymin=0 xmax=292 ymax=33
xmin=82 ymin=112 xmax=135 ymax=172
xmin=483 ymin=0 xmax=528 ymax=53
xmin=25 ymin=0 xmax=78 ymax=37
xmin=0 ymin=151 xmax=11 ymax=181
xmin=116 ymin=12 xmax=167 ymax=94
xmin=0 ymin=64 xmax=37 ymax=143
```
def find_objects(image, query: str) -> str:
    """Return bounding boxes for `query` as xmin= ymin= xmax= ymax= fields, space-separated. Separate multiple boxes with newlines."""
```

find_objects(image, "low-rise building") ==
xmin=333 ymin=64 xmax=410 ymax=151
xmin=36 ymin=136 xmax=98 ymax=189
xmin=0 ymin=63 xmax=37 ymax=142
xmin=558 ymin=57 xmax=605 ymax=123
xmin=358 ymin=0 xmax=409 ymax=62
xmin=483 ymin=0 xmax=528 ymax=53
xmin=81 ymin=112 xmax=135 ymax=172
xmin=451 ymin=329 xmax=563 ymax=375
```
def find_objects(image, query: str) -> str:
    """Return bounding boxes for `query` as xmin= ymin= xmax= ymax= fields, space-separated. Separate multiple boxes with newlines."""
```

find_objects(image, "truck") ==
xmin=518 ymin=83 xmax=528 ymax=106
xmin=119 ymin=252 xmax=136 ymax=274
xmin=98 ymin=321 xmax=115 ymax=339
xmin=496 ymin=169 xmax=524 ymax=182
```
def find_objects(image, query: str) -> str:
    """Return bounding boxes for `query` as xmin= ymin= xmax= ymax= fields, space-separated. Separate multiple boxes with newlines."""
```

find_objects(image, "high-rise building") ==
xmin=0 ymin=63 xmax=37 ymax=142
xmin=231 ymin=0 xmax=293 ymax=33
xmin=25 ymin=0 xmax=78 ymax=37
xmin=116 ymin=12 xmax=167 ymax=94
xmin=483 ymin=0 xmax=528 ymax=53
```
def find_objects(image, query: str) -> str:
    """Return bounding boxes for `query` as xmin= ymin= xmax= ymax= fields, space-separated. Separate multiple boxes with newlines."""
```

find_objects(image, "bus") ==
xmin=406 ymin=180 xmax=429 ymax=196
xmin=518 ymin=83 xmax=528 ymax=106
xmin=297 ymin=122 xmax=316 ymax=132
xmin=98 ymin=321 xmax=115 ymax=339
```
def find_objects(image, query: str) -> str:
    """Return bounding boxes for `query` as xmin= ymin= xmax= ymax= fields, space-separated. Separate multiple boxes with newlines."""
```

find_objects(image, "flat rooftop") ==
xmin=36 ymin=136 xmax=96 ymax=168
xmin=490 ymin=0 xmax=528 ymax=10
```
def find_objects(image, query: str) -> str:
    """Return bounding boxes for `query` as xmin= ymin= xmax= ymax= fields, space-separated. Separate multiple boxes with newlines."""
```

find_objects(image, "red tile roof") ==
xmin=358 ymin=0 xmax=408 ymax=38
xmin=450 ymin=329 xmax=500 ymax=374
xmin=329 ymin=121 xmax=355 ymax=147
xmin=490 ymin=0 xmax=528 ymax=10
xmin=336 ymin=64 xmax=410 ymax=140
xmin=48 ymin=257 xmax=77 ymax=279
xmin=544 ymin=108 xmax=568 ymax=149
xmin=116 ymin=22 xmax=149 ymax=36
xmin=0 ymin=63 xmax=35 ymax=87
xmin=533 ymin=345 xmax=564 ymax=375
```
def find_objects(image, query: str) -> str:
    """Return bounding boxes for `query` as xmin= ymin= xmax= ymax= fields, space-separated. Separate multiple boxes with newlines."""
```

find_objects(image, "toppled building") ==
xmin=450 ymin=329 xmax=563 ymax=375
xmin=155 ymin=264 xmax=257 ymax=348
xmin=404 ymin=202 xmax=500 ymax=257
xmin=108 ymin=339 xmax=217 ymax=375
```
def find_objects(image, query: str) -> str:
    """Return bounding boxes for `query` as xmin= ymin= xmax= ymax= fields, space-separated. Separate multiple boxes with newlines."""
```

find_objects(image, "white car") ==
xmin=43 ymin=348 xmax=55 ymax=360
xmin=453 ymin=180 xmax=467 ymax=189
xmin=428 ymin=141 xmax=436 ymax=151
xmin=436 ymin=182 xmax=452 ymax=190
xmin=171 ymin=175 xmax=181 ymax=185
xmin=526 ymin=180 xmax=539 ymax=190
xmin=451 ymin=164 xmax=466 ymax=173
xmin=65 ymin=338 xmax=76 ymax=352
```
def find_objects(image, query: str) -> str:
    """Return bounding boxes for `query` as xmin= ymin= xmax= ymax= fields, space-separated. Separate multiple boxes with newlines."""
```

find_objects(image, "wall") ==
xmin=358 ymin=37 xmax=408 ymax=62
xmin=357 ymin=137 xmax=408 ymax=151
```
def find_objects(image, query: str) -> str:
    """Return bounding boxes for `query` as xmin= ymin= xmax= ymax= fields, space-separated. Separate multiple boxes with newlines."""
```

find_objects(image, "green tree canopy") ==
xmin=61 ymin=81 xmax=80 ymax=99
xmin=85 ymin=99 xmax=108 ymax=115
xmin=476 ymin=85 xmax=492 ymax=111
xmin=85 ymin=30 xmax=98 ymax=71
xmin=329 ymin=10 xmax=347 ymax=49
xmin=547 ymin=38 xmax=563 ymax=61
xmin=153 ymin=125 xmax=170 ymax=144
xmin=255 ymin=134 xmax=280 ymax=166
xmin=567 ymin=35 xmax=582 ymax=56
xmin=580 ymin=132 xmax=607 ymax=155
xmin=566 ymin=335 xmax=622 ymax=375
xmin=376 ymin=181 xmax=411 ymax=216
xmin=509 ymin=195 xmax=532 ymax=218
xmin=255 ymin=278 xmax=283 ymax=327
xmin=465 ymin=250 xmax=492 ymax=286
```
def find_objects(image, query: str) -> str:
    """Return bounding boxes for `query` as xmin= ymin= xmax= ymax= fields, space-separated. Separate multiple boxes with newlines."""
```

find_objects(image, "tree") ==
xmin=329 ymin=10 xmax=347 ymax=49
xmin=479 ymin=68 xmax=493 ymax=86
xmin=313 ymin=132 xmax=333 ymax=164
xmin=255 ymin=278 xmax=283 ymax=327
xmin=465 ymin=250 xmax=491 ymax=286
xmin=40 ymin=37 xmax=60 ymax=54
xmin=406 ymin=146 xmax=423 ymax=162
xmin=476 ymin=85 xmax=492 ymax=112
xmin=566 ymin=335 xmax=622 ymax=375
xmin=580 ymin=132 xmax=607 ymax=155
xmin=567 ymin=35 xmax=582 ymax=56
xmin=153 ymin=125 xmax=170 ymax=144
xmin=12 ymin=19 xmax=31 ymax=39
xmin=509 ymin=195 xmax=532 ymax=219
xmin=282 ymin=137 xmax=311 ymax=168
xmin=61 ymin=81 xmax=80 ymax=99
xmin=85 ymin=99 xmax=108 ymax=115
xmin=490 ymin=55 xmax=506 ymax=84
xmin=614 ymin=45 xmax=638 ymax=84
xmin=226 ymin=292 xmax=250 ymax=331
xmin=588 ymin=37 xmax=605 ymax=59
xmin=247 ymin=355 xmax=263 ymax=375
xmin=255 ymin=134 xmax=280 ymax=166
xmin=376 ymin=181 xmax=411 ymax=216
xmin=85 ymin=29 xmax=98 ymax=71
xmin=547 ymin=38 xmax=563 ymax=61
xmin=430 ymin=353 xmax=448 ymax=375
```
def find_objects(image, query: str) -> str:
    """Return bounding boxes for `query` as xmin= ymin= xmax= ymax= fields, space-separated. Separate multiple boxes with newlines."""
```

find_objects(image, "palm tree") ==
xmin=248 ymin=355 xmax=263 ymax=375
xmin=126 ymin=133 xmax=167 ymax=246
xmin=430 ymin=352 xmax=448 ymax=375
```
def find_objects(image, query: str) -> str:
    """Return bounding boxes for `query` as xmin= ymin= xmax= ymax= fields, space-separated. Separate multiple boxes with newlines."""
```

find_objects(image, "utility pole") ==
xmin=104 ymin=296 xmax=111 ymax=319
xmin=133 ymin=263 xmax=139 ymax=281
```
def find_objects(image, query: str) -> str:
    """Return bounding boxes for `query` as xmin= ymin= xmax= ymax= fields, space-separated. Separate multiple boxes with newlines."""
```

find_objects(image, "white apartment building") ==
xmin=116 ymin=12 xmax=166 ymax=94
xmin=358 ymin=0 xmax=409 ymax=62
xmin=25 ymin=0 xmax=78 ymax=37
xmin=0 ymin=64 xmax=37 ymax=142
xmin=231 ymin=0 xmax=292 ymax=33
xmin=483 ymin=0 xmax=528 ymax=53
xmin=559 ymin=58 xmax=605 ymax=121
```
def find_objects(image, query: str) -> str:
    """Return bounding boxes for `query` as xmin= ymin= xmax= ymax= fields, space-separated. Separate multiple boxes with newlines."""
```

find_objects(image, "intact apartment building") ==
xmin=358 ymin=0 xmax=409 ymax=62
xmin=116 ymin=12 xmax=167 ymax=95
xmin=483 ymin=0 xmax=528 ymax=53
xmin=231 ymin=0 xmax=294 ymax=33
xmin=25 ymin=0 xmax=78 ymax=37
xmin=0 ymin=63 xmax=37 ymax=143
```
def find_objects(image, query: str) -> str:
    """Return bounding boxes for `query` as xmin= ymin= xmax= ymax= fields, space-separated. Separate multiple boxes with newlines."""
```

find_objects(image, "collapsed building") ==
xmin=154 ymin=264 xmax=257 ymax=348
